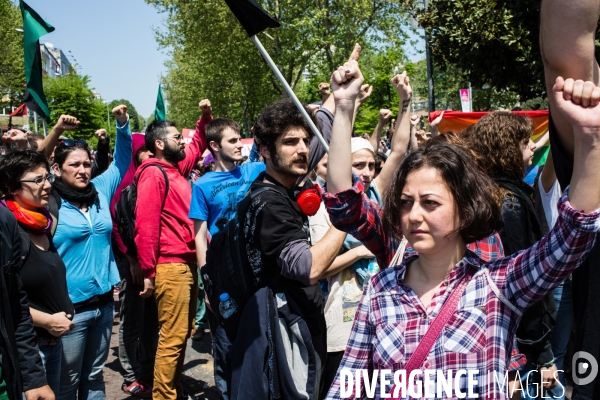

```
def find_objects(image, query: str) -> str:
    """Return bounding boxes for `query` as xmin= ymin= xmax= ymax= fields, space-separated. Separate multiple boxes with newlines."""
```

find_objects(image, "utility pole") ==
xmin=423 ymin=0 xmax=435 ymax=112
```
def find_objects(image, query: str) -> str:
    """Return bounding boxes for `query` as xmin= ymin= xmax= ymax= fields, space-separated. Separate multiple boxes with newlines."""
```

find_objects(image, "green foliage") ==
xmin=43 ymin=73 xmax=106 ymax=141
xmin=107 ymin=99 xmax=143 ymax=133
xmin=409 ymin=0 xmax=545 ymax=101
xmin=0 ymin=0 xmax=25 ymax=111
xmin=145 ymin=0 xmax=408 ymax=131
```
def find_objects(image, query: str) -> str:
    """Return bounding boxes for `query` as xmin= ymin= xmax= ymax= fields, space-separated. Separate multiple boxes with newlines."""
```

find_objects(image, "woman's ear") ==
xmin=52 ymin=163 xmax=61 ymax=177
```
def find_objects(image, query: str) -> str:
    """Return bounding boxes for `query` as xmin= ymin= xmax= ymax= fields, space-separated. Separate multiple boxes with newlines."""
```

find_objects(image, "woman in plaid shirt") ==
xmin=322 ymin=60 xmax=600 ymax=399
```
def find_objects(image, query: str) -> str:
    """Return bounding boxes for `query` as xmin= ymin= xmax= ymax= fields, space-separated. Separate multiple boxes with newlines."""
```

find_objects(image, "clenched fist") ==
xmin=199 ymin=99 xmax=212 ymax=116
xmin=54 ymin=115 xmax=80 ymax=132
xmin=357 ymin=84 xmax=373 ymax=105
xmin=391 ymin=71 xmax=412 ymax=99
xmin=318 ymin=82 xmax=331 ymax=95
xmin=111 ymin=105 xmax=129 ymax=126
xmin=379 ymin=109 xmax=392 ymax=123
xmin=94 ymin=129 xmax=108 ymax=143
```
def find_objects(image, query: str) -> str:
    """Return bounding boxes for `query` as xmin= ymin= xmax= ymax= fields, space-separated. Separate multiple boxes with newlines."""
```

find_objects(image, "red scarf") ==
xmin=6 ymin=200 xmax=53 ymax=234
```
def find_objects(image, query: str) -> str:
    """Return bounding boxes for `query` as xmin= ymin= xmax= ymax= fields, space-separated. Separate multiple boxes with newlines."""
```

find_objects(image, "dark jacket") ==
xmin=0 ymin=207 xmax=47 ymax=400
xmin=498 ymin=181 xmax=557 ymax=365
xmin=91 ymin=137 xmax=110 ymax=179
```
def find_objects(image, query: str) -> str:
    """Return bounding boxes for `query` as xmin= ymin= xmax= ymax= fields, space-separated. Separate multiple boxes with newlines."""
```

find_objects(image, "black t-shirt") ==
xmin=242 ymin=172 xmax=326 ymax=338
xmin=19 ymin=232 xmax=75 ymax=339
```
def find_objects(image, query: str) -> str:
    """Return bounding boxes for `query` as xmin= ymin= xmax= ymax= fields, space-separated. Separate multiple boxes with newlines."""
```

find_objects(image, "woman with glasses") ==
xmin=0 ymin=149 xmax=75 ymax=398
xmin=49 ymin=105 xmax=132 ymax=400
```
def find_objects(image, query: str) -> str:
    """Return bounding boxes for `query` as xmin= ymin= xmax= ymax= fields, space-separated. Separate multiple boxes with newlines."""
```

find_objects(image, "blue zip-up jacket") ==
xmin=53 ymin=119 xmax=132 ymax=304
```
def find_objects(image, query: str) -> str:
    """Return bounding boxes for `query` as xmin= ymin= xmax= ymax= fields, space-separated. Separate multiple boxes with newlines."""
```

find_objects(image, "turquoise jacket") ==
xmin=53 ymin=120 xmax=132 ymax=304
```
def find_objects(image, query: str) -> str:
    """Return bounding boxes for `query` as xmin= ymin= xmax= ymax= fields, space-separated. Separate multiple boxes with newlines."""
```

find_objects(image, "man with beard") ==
xmin=133 ymin=101 xmax=210 ymax=400
xmin=232 ymin=98 xmax=346 ymax=398
xmin=188 ymin=118 xmax=265 ymax=399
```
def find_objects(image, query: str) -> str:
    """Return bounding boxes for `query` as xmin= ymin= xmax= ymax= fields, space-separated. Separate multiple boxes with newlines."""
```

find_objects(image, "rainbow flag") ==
xmin=428 ymin=110 xmax=549 ymax=185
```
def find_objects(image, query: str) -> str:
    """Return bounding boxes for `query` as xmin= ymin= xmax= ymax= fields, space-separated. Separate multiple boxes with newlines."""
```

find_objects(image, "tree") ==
xmin=43 ymin=73 xmax=106 ymax=142
xmin=408 ymin=0 xmax=547 ymax=101
xmin=0 ymin=0 xmax=25 ymax=116
xmin=146 ymin=0 xmax=408 ymax=131
xmin=107 ymin=99 xmax=143 ymax=133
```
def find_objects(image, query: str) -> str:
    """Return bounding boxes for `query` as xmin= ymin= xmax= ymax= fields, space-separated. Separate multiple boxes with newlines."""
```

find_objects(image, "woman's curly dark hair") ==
xmin=253 ymin=98 xmax=318 ymax=160
xmin=462 ymin=112 xmax=533 ymax=181
xmin=383 ymin=142 xmax=502 ymax=244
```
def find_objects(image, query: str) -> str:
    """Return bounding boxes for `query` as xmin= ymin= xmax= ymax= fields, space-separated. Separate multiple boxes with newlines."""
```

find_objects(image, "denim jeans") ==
xmin=39 ymin=339 xmax=63 ymax=398
xmin=118 ymin=278 xmax=159 ymax=384
xmin=207 ymin=311 xmax=231 ymax=400
xmin=59 ymin=301 xmax=114 ymax=400
xmin=547 ymin=279 xmax=574 ymax=400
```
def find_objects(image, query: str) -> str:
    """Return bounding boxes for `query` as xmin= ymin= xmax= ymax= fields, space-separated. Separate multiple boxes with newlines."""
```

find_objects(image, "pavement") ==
xmin=103 ymin=297 xmax=220 ymax=400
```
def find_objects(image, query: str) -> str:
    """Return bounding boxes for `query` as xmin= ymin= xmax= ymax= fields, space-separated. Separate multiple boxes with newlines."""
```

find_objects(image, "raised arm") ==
xmin=373 ymin=72 xmax=412 ymax=196
xmin=540 ymin=0 xmax=600 ymax=157
xmin=179 ymin=99 xmax=210 ymax=176
xmin=91 ymin=105 xmax=132 ymax=199
xmin=368 ymin=109 xmax=391 ymax=152
xmin=502 ymin=78 xmax=600 ymax=310
xmin=39 ymin=115 xmax=80 ymax=159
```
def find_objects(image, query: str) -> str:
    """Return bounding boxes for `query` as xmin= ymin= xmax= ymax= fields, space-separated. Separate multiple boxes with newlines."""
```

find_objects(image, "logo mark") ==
xmin=572 ymin=351 xmax=598 ymax=386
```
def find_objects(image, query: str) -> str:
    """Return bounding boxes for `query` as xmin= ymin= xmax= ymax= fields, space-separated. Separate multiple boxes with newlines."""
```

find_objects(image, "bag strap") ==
xmin=388 ymin=237 xmax=408 ymax=268
xmin=390 ymin=265 xmax=476 ymax=399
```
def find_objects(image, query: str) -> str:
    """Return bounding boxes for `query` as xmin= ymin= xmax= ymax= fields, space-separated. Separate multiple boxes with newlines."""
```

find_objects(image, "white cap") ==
xmin=351 ymin=137 xmax=375 ymax=154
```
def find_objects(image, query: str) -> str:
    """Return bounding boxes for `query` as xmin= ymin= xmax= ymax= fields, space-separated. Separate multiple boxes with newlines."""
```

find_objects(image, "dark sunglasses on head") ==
xmin=59 ymin=139 xmax=88 ymax=148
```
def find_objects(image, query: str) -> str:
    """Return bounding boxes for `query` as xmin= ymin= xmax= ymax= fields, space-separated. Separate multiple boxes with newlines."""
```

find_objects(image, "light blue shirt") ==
xmin=188 ymin=162 xmax=265 ymax=237
xmin=53 ymin=119 xmax=132 ymax=304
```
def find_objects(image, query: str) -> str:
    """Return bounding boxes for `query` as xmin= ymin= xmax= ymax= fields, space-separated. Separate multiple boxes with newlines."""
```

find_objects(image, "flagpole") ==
xmin=42 ymin=118 xmax=47 ymax=137
xmin=251 ymin=35 xmax=329 ymax=152
xmin=33 ymin=111 xmax=38 ymax=133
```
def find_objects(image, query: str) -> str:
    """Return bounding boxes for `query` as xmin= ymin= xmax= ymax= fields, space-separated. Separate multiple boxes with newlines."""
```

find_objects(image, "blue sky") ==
xmin=21 ymin=1 xmax=425 ymax=120
xmin=23 ymin=0 xmax=168 ymax=118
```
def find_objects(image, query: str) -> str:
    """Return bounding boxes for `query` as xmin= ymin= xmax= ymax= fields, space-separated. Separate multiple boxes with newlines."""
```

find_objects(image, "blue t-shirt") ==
xmin=189 ymin=162 xmax=266 ymax=237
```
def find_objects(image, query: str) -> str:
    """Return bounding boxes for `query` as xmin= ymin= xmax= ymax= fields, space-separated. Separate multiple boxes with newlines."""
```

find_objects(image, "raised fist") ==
xmin=55 ymin=115 xmax=80 ymax=132
xmin=95 ymin=129 xmax=108 ymax=142
xmin=331 ymin=60 xmax=365 ymax=104
xmin=430 ymin=110 xmax=445 ymax=128
xmin=379 ymin=109 xmax=392 ymax=123
xmin=357 ymin=84 xmax=373 ymax=105
xmin=8 ymin=129 xmax=27 ymax=142
xmin=199 ymin=99 xmax=212 ymax=116
xmin=111 ymin=105 xmax=129 ymax=125
xmin=318 ymin=83 xmax=331 ymax=95
xmin=410 ymin=115 xmax=421 ymax=126
xmin=391 ymin=71 xmax=412 ymax=99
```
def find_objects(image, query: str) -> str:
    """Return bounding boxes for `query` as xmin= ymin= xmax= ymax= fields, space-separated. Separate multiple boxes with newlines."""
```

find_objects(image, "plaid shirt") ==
xmin=323 ymin=184 xmax=599 ymax=399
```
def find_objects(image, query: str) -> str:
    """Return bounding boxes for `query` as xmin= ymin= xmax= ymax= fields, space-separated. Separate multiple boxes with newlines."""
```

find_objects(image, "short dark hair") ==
xmin=206 ymin=118 xmax=241 ymax=156
xmin=145 ymin=120 xmax=177 ymax=153
xmin=462 ymin=111 xmax=533 ymax=182
xmin=54 ymin=141 xmax=91 ymax=169
xmin=26 ymin=133 xmax=44 ymax=151
xmin=383 ymin=142 xmax=502 ymax=244
xmin=0 ymin=149 xmax=50 ymax=198
xmin=253 ymin=98 xmax=317 ymax=160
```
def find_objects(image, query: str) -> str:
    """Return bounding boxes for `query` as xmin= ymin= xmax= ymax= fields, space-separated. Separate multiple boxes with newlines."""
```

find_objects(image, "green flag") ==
xmin=20 ymin=0 xmax=55 ymax=119
xmin=154 ymin=84 xmax=166 ymax=121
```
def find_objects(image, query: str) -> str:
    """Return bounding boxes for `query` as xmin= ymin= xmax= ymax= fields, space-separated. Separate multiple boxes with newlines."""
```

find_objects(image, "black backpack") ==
xmin=115 ymin=164 xmax=169 ymax=256
xmin=200 ymin=186 xmax=276 ymax=339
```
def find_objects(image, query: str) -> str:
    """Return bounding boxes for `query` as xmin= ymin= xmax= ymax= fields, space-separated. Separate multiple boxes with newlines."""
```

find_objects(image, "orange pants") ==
xmin=152 ymin=263 xmax=198 ymax=399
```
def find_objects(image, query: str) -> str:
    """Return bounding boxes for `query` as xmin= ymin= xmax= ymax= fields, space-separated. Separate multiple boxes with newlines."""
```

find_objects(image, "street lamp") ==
xmin=103 ymin=100 xmax=109 ymax=131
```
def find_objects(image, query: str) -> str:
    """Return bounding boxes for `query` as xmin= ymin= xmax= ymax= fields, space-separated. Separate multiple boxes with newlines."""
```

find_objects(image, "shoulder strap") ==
xmin=390 ymin=266 xmax=477 ymax=399
xmin=136 ymin=164 xmax=170 ymax=210
xmin=16 ymin=225 xmax=31 ymax=265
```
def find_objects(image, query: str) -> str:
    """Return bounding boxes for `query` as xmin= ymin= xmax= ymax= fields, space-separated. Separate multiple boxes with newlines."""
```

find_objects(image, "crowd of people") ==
xmin=3 ymin=1 xmax=600 ymax=400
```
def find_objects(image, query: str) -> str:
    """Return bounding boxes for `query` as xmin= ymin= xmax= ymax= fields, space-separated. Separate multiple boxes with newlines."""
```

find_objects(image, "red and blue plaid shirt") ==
xmin=323 ymin=183 xmax=599 ymax=399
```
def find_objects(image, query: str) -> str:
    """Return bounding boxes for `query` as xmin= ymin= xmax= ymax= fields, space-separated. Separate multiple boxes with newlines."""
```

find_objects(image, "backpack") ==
xmin=200 ymin=186 xmax=276 ymax=339
xmin=115 ymin=164 xmax=169 ymax=256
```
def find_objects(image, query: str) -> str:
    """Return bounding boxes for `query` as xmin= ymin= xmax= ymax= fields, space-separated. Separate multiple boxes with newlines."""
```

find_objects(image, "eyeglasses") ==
xmin=20 ymin=174 xmax=55 ymax=186
xmin=164 ymin=134 xmax=183 ymax=143
xmin=59 ymin=139 xmax=88 ymax=148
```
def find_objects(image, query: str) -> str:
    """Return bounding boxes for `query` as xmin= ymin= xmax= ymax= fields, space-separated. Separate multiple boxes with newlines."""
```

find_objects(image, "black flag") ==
xmin=223 ymin=0 xmax=280 ymax=37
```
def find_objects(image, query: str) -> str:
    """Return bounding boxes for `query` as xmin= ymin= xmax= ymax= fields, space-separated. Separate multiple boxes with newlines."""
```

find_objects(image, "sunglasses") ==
xmin=59 ymin=139 xmax=88 ymax=148
xmin=20 ymin=174 xmax=55 ymax=186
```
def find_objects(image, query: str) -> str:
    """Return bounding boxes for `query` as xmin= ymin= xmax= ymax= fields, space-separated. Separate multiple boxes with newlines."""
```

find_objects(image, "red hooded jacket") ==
xmin=134 ymin=116 xmax=210 ymax=278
